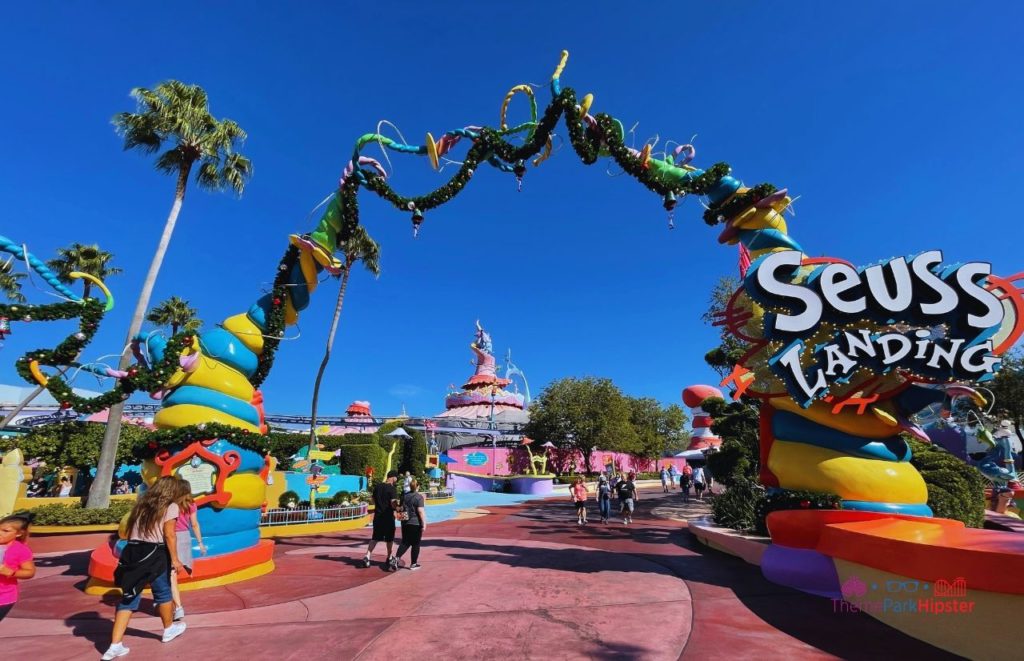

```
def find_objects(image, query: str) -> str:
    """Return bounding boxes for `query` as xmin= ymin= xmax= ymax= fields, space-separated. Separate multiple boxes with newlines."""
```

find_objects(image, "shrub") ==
xmin=329 ymin=491 xmax=352 ymax=506
xmin=337 ymin=444 xmax=387 ymax=483
xmin=752 ymin=489 xmax=842 ymax=536
xmin=908 ymin=439 xmax=986 ymax=527
xmin=25 ymin=500 xmax=134 ymax=526
xmin=711 ymin=478 xmax=765 ymax=532
xmin=278 ymin=490 xmax=300 ymax=508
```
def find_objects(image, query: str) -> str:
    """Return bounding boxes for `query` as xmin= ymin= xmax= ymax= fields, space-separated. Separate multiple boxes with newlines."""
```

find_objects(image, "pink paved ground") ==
xmin=1 ymin=489 xmax=960 ymax=660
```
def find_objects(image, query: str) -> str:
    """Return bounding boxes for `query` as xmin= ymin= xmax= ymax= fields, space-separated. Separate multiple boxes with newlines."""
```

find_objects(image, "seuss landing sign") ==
xmin=744 ymin=250 xmax=1019 ymax=405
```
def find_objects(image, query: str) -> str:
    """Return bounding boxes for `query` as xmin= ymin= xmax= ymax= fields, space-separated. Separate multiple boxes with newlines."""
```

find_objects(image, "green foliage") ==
xmin=986 ymin=349 xmax=1024 ymax=447
xmin=319 ymin=434 xmax=376 ymax=452
xmin=711 ymin=478 xmax=766 ymax=532
xmin=146 ymin=295 xmax=202 ymax=334
xmin=0 ymin=258 xmax=26 ymax=303
xmin=113 ymin=81 xmax=252 ymax=196
xmin=397 ymin=429 xmax=428 ymax=481
xmin=524 ymin=377 xmax=638 ymax=473
xmin=25 ymin=500 xmax=133 ymax=526
xmin=264 ymin=432 xmax=306 ymax=468
xmin=908 ymin=439 xmax=986 ymax=527
xmin=700 ymin=276 xmax=749 ymax=379
xmin=278 ymin=490 xmax=300 ymax=508
xmin=628 ymin=398 xmax=688 ymax=459
xmin=45 ymin=243 xmax=122 ymax=299
xmin=2 ymin=422 xmax=150 ymax=472
xmin=337 ymin=444 xmax=387 ymax=482
xmin=703 ymin=397 xmax=761 ymax=486
xmin=329 ymin=491 xmax=353 ymax=506
xmin=753 ymin=489 xmax=842 ymax=536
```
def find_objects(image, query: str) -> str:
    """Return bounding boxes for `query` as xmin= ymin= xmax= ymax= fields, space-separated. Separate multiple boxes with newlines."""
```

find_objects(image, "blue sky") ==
xmin=1 ymin=2 xmax=1022 ymax=419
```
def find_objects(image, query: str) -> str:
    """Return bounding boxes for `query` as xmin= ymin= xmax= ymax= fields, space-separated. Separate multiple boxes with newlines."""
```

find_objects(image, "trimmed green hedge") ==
xmin=337 ymin=444 xmax=387 ymax=483
xmin=710 ymin=478 xmax=765 ymax=532
xmin=24 ymin=500 xmax=134 ymax=526
xmin=908 ymin=439 xmax=986 ymax=527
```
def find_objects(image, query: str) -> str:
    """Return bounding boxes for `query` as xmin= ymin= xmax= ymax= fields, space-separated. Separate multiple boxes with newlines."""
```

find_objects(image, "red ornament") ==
xmin=59 ymin=401 xmax=71 ymax=410
xmin=799 ymin=499 xmax=811 ymax=508
xmin=147 ymin=441 xmax=158 ymax=449
xmin=273 ymin=297 xmax=281 ymax=306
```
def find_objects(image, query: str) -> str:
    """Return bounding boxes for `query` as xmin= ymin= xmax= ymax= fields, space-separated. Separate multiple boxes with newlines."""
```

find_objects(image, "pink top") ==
xmin=0 ymin=540 xmax=33 ymax=605
xmin=129 ymin=502 xmax=180 ymax=544
xmin=571 ymin=483 xmax=588 ymax=501
xmin=175 ymin=503 xmax=198 ymax=532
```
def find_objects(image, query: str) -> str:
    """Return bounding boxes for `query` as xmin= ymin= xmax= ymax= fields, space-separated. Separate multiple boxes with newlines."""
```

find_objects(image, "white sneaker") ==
xmin=102 ymin=643 xmax=130 ymax=659
xmin=173 ymin=605 xmax=185 ymax=621
xmin=410 ymin=563 xmax=421 ymax=571
xmin=162 ymin=621 xmax=187 ymax=643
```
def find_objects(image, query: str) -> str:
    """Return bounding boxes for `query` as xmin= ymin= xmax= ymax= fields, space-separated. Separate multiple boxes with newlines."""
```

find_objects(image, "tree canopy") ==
xmin=524 ymin=377 xmax=685 ymax=473
xmin=1 ymin=422 xmax=151 ymax=474
xmin=147 ymin=295 xmax=202 ymax=335
xmin=45 ymin=243 xmax=122 ymax=299
xmin=701 ymin=275 xmax=749 ymax=378
xmin=986 ymin=349 xmax=1024 ymax=445
xmin=0 ymin=259 xmax=26 ymax=303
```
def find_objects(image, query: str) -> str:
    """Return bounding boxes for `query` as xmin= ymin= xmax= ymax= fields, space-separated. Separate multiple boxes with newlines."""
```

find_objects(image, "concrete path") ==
xmin=0 ymin=489 xmax=959 ymax=660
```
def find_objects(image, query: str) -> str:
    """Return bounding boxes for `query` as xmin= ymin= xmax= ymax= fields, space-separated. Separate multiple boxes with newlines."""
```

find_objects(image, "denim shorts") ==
xmin=117 ymin=569 xmax=173 ymax=612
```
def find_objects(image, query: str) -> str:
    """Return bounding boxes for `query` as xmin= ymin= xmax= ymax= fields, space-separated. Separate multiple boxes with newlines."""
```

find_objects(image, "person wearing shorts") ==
xmin=617 ymin=473 xmax=638 ymax=525
xmin=570 ymin=477 xmax=589 ymax=525
xmin=363 ymin=471 xmax=399 ymax=570
xmin=692 ymin=466 xmax=706 ymax=501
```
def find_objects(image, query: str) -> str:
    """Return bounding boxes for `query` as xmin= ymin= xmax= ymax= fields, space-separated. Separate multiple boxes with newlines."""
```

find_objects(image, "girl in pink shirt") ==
xmin=570 ymin=477 xmax=589 ymax=525
xmin=170 ymin=495 xmax=206 ymax=622
xmin=0 ymin=513 xmax=37 ymax=622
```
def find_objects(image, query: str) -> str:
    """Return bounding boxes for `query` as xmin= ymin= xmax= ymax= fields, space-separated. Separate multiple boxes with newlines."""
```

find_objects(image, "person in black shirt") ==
xmin=362 ymin=470 xmax=399 ymax=570
xmin=617 ymin=472 xmax=638 ymax=525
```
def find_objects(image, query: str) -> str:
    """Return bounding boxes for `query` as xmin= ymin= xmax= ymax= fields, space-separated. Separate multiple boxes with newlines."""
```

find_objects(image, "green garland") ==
xmin=131 ymin=422 xmax=270 ymax=460
xmin=702 ymin=183 xmax=779 ymax=227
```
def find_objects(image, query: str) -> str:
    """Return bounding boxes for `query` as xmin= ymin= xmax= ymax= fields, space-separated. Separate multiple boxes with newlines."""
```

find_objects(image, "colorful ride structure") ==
xmin=3 ymin=51 xmax=1024 ymax=654
xmin=438 ymin=321 xmax=527 ymax=423
xmin=680 ymin=385 xmax=723 ymax=453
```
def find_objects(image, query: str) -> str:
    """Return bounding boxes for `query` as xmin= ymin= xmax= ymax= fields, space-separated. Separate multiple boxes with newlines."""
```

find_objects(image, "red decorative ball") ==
xmin=147 ymin=441 xmax=158 ymax=449
xmin=273 ymin=297 xmax=281 ymax=306
xmin=59 ymin=401 xmax=71 ymax=410
xmin=799 ymin=499 xmax=811 ymax=508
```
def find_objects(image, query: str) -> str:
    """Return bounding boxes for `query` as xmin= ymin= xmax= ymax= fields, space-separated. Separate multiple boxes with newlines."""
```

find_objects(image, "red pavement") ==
xmin=0 ymin=489 xmax=960 ymax=660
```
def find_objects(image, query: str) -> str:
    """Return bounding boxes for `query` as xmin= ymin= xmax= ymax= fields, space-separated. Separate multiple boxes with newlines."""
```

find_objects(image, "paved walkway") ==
xmin=1 ymin=489 xmax=958 ymax=660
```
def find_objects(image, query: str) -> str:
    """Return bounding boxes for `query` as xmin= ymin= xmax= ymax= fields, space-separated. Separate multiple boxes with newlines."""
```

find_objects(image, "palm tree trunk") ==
xmin=88 ymin=163 xmax=191 ymax=509
xmin=308 ymin=266 xmax=352 ymax=453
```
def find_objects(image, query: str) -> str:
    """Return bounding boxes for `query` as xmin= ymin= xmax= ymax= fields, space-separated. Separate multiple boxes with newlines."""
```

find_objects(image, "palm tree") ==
xmin=147 ymin=296 xmax=202 ymax=335
xmin=308 ymin=226 xmax=381 ymax=452
xmin=0 ymin=258 xmax=25 ymax=303
xmin=46 ymin=243 xmax=122 ymax=299
xmin=0 ymin=245 xmax=121 ymax=429
xmin=89 ymin=81 xmax=252 ymax=509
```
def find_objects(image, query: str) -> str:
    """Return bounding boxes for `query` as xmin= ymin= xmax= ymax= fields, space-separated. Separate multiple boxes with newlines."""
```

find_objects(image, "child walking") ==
xmin=102 ymin=476 xmax=191 ymax=660
xmin=170 ymin=493 xmax=206 ymax=622
xmin=0 ymin=513 xmax=36 ymax=623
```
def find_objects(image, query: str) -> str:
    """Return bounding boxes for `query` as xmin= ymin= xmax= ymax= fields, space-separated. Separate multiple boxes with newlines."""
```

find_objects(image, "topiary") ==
xmin=907 ymin=439 xmax=986 ymax=527
xmin=25 ymin=500 xmax=134 ymax=526
xmin=710 ymin=478 xmax=765 ymax=532
xmin=278 ymin=490 xmax=300 ymax=508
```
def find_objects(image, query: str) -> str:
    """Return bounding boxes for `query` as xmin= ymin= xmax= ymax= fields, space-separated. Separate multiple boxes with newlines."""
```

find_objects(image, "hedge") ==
xmin=23 ymin=500 xmax=134 ymax=526
xmin=908 ymin=439 xmax=986 ymax=527
xmin=337 ymin=444 xmax=387 ymax=483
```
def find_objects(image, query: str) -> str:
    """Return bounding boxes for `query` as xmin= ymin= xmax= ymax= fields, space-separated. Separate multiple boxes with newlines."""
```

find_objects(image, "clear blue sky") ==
xmin=1 ymin=2 xmax=1022 ymax=418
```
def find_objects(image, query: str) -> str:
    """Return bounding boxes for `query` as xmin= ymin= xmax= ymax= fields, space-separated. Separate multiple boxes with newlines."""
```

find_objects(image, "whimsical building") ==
xmin=681 ymin=385 xmax=723 ymax=452
xmin=436 ymin=321 xmax=528 ymax=425
xmin=321 ymin=400 xmax=379 ymax=435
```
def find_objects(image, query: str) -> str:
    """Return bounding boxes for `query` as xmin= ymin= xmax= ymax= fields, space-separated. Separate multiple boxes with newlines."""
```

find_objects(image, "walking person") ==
xmin=669 ymin=464 xmax=679 ymax=489
xmin=0 ymin=513 xmax=36 ymax=623
xmin=679 ymin=465 xmax=692 ymax=503
xmin=169 ymin=493 xmax=206 ymax=622
xmin=570 ymin=476 xmax=589 ymax=525
xmin=597 ymin=474 xmax=612 ymax=524
xmin=395 ymin=478 xmax=427 ymax=570
xmin=660 ymin=466 xmax=670 ymax=493
xmin=102 ymin=476 xmax=191 ymax=660
xmin=617 ymin=472 xmax=638 ymax=525
xmin=363 ymin=471 xmax=399 ymax=571
xmin=693 ymin=466 xmax=706 ymax=502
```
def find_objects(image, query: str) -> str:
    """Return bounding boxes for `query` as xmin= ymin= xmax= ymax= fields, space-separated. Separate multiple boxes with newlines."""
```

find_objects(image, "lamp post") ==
xmin=490 ymin=386 xmax=498 ymax=487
